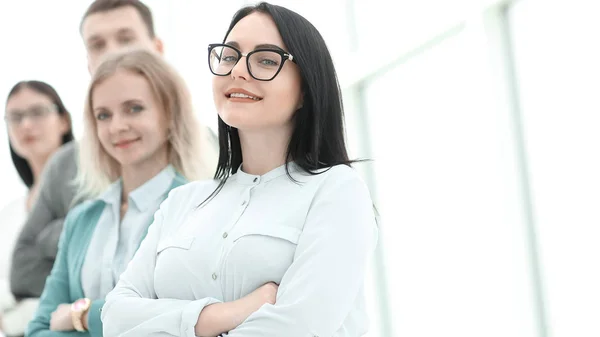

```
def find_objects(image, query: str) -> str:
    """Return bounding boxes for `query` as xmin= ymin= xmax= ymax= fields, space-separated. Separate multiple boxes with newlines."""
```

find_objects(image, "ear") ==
xmin=154 ymin=37 xmax=165 ymax=56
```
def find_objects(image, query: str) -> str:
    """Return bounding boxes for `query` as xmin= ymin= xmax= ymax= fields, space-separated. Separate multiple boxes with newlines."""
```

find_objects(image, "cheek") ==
xmin=96 ymin=125 xmax=110 ymax=147
xmin=45 ymin=118 xmax=67 ymax=140
xmin=212 ymin=77 xmax=226 ymax=107
xmin=268 ymin=79 xmax=302 ymax=116
xmin=142 ymin=119 xmax=169 ymax=143
xmin=7 ymin=127 xmax=20 ymax=143
xmin=156 ymin=123 xmax=170 ymax=141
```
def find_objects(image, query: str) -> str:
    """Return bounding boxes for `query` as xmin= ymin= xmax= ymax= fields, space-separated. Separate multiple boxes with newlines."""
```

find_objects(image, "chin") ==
xmin=114 ymin=158 xmax=133 ymax=167
xmin=27 ymin=147 xmax=53 ymax=160
xmin=111 ymin=152 xmax=138 ymax=167
xmin=220 ymin=109 xmax=258 ymax=129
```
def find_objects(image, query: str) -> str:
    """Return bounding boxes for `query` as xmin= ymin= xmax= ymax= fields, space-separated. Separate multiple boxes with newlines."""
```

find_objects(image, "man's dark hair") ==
xmin=80 ymin=0 xmax=156 ymax=38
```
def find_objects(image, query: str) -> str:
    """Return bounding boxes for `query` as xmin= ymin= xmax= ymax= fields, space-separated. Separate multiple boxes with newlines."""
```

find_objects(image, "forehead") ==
xmin=82 ymin=6 xmax=149 ymax=40
xmin=6 ymin=88 xmax=53 ymax=110
xmin=226 ymin=12 xmax=286 ymax=51
xmin=92 ymin=70 xmax=153 ymax=106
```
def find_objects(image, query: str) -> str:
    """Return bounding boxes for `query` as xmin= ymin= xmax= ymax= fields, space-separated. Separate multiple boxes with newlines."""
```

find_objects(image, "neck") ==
xmin=26 ymin=183 xmax=39 ymax=212
xmin=28 ymin=154 xmax=50 ymax=184
xmin=121 ymin=158 xmax=169 ymax=200
xmin=238 ymin=125 xmax=292 ymax=176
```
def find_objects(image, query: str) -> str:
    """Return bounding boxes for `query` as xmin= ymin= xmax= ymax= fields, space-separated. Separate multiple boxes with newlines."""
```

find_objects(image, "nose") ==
xmin=105 ymin=40 xmax=121 ymax=56
xmin=230 ymin=56 xmax=250 ymax=81
xmin=108 ymin=114 xmax=130 ymax=134
xmin=19 ymin=116 xmax=35 ymax=130
xmin=100 ymin=41 xmax=129 ymax=66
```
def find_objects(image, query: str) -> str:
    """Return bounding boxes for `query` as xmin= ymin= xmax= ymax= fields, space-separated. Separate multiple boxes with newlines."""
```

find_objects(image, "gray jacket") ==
xmin=10 ymin=142 xmax=78 ymax=298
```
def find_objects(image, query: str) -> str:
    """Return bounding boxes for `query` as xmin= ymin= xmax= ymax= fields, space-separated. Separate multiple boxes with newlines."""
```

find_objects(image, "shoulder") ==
xmin=307 ymin=164 xmax=374 ymax=205
xmin=47 ymin=142 xmax=77 ymax=168
xmin=41 ymin=142 xmax=78 ymax=180
xmin=153 ymin=179 xmax=220 ymax=235
xmin=321 ymin=164 xmax=364 ymax=180
xmin=62 ymin=199 xmax=104 ymax=237
xmin=53 ymin=141 xmax=77 ymax=160
xmin=300 ymin=164 xmax=369 ymax=192
xmin=286 ymin=163 xmax=373 ymax=206
xmin=163 ymin=179 xmax=220 ymax=209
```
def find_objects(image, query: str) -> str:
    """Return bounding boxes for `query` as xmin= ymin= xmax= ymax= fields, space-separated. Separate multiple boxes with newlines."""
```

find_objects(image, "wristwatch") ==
xmin=71 ymin=298 xmax=91 ymax=332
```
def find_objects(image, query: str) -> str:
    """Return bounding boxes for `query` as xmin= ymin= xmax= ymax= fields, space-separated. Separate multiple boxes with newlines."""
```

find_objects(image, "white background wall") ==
xmin=1 ymin=1 xmax=599 ymax=336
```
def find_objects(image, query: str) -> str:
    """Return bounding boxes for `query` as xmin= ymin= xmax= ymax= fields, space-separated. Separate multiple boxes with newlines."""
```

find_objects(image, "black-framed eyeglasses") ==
xmin=208 ymin=43 xmax=295 ymax=81
xmin=4 ymin=104 xmax=58 ymax=126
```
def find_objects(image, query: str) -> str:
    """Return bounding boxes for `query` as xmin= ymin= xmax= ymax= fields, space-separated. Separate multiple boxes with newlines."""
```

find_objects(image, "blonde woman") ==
xmin=26 ymin=49 xmax=217 ymax=337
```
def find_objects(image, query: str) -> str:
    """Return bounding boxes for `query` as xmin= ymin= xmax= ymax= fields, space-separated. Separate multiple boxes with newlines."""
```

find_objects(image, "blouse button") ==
xmin=212 ymin=273 xmax=218 ymax=280
xmin=222 ymin=232 xmax=228 ymax=239
xmin=253 ymin=177 xmax=258 ymax=183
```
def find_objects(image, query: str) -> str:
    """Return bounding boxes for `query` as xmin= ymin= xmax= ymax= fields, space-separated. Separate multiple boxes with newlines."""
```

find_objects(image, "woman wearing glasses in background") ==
xmin=0 ymin=81 xmax=74 ymax=337
xmin=102 ymin=2 xmax=378 ymax=337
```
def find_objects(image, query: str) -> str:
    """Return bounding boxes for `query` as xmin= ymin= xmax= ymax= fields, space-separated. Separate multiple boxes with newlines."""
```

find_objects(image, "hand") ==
xmin=50 ymin=303 xmax=74 ymax=331
xmin=245 ymin=282 xmax=278 ymax=308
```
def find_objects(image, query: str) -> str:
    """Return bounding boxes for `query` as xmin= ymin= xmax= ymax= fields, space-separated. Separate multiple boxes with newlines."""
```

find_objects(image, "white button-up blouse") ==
xmin=102 ymin=163 xmax=378 ymax=337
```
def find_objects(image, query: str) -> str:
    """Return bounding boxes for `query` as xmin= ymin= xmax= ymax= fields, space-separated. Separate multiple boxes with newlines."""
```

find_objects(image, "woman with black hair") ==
xmin=0 ymin=80 xmax=74 ymax=336
xmin=102 ymin=3 xmax=378 ymax=337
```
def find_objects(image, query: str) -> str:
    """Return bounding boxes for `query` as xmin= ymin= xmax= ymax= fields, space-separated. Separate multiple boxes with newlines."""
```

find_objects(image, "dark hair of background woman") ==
xmin=6 ymin=81 xmax=75 ymax=188
xmin=202 ymin=2 xmax=363 ymax=206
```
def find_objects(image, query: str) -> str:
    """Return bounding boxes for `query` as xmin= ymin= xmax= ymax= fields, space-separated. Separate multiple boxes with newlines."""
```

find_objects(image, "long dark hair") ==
xmin=6 ymin=81 xmax=75 ymax=188
xmin=202 ymin=2 xmax=358 ymax=205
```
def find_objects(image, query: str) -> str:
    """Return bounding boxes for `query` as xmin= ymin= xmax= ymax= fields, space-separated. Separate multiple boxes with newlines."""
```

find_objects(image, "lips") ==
xmin=228 ymin=93 xmax=261 ymax=100
xmin=23 ymin=136 xmax=37 ymax=143
xmin=225 ymin=88 xmax=263 ymax=101
xmin=114 ymin=138 xmax=140 ymax=149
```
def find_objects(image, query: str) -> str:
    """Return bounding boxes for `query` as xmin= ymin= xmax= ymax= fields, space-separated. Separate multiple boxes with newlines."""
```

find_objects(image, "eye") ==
xmin=89 ymin=41 xmax=105 ymax=52
xmin=129 ymin=104 xmax=144 ymax=114
xmin=118 ymin=35 xmax=135 ymax=45
xmin=259 ymin=58 xmax=279 ymax=66
xmin=96 ymin=111 xmax=110 ymax=121
xmin=6 ymin=113 xmax=23 ymax=123
xmin=222 ymin=55 xmax=238 ymax=63
xmin=29 ymin=106 xmax=47 ymax=117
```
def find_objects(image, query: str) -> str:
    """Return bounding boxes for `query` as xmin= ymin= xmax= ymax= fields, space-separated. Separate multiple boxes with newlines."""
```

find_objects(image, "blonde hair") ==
xmin=75 ymin=49 xmax=217 ymax=200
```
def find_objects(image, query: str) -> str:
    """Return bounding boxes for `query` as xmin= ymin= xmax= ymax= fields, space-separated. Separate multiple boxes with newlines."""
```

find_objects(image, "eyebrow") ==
xmin=93 ymin=99 xmax=144 ymax=111
xmin=6 ymin=103 xmax=49 ymax=113
xmin=225 ymin=41 xmax=286 ymax=52
xmin=86 ymin=35 xmax=102 ymax=45
xmin=92 ymin=106 xmax=107 ymax=115
xmin=86 ymin=28 xmax=136 ymax=44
